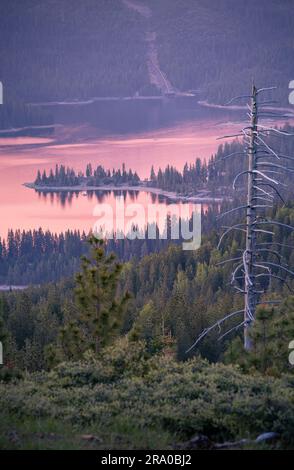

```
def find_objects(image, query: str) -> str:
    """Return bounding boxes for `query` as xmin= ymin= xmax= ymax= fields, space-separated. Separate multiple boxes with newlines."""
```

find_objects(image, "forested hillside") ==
xmin=0 ymin=0 xmax=149 ymax=103
xmin=0 ymin=101 xmax=53 ymax=133
xmin=1 ymin=225 xmax=294 ymax=449
xmin=1 ymin=203 xmax=294 ymax=370
xmin=1 ymin=0 xmax=293 ymax=111
xmin=0 ymin=0 xmax=150 ymax=129
xmin=0 ymin=205 xmax=218 ymax=284
xmin=1 ymin=0 xmax=294 ymax=451
xmin=144 ymin=0 xmax=294 ymax=104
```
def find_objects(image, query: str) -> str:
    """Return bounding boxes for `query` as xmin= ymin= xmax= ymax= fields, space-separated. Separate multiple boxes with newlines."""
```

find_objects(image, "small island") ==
xmin=24 ymin=156 xmax=234 ymax=203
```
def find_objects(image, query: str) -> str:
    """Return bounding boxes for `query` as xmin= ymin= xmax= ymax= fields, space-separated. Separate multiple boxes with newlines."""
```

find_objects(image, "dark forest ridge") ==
xmin=143 ymin=0 xmax=294 ymax=105
xmin=1 ymin=0 xmax=294 ymax=129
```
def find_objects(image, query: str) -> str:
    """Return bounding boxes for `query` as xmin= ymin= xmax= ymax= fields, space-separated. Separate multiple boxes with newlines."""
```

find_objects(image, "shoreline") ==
xmin=28 ymin=92 xmax=196 ymax=107
xmin=198 ymin=99 xmax=294 ymax=115
xmin=0 ymin=285 xmax=29 ymax=291
xmin=24 ymin=182 xmax=226 ymax=203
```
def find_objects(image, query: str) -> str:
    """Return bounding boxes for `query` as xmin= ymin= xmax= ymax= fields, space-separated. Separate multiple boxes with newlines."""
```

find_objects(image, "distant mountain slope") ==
xmin=144 ymin=0 xmax=294 ymax=104
xmin=0 ymin=0 xmax=150 ymax=103
xmin=0 ymin=0 xmax=293 ymax=127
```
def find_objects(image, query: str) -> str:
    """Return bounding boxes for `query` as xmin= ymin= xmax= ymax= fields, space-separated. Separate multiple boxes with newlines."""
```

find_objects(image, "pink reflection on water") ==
xmin=0 ymin=137 xmax=53 ymax=146
xmin=0 ymin=120 xmax=238 ymax=238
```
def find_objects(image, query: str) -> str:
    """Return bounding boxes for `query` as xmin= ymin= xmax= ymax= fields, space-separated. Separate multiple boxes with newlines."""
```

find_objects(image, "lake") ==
xmin=0 ymin=98 xmax=263 ymax=239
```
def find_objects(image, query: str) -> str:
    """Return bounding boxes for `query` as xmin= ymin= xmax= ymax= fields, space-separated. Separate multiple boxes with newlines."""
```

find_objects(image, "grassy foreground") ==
xmin=1 ymin=338 xmax=294 ymax=450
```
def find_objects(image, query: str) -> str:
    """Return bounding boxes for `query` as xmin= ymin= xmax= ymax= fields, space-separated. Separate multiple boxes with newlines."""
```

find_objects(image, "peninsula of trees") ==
xmin=34 ymin=163 xmax=140 ymax=188
xmin=32 ymin=154 xmax=222 ymax=194
xmin=28 ymin=130 xmax=294 ymax=201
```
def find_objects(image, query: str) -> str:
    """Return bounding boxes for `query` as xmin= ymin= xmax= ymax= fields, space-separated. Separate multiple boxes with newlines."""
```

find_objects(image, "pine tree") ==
xmin=35 ymin=170 xmax=42 ymax=184
xmin=59 ymin=236 xmax=130 ymax=359
xmin=0 ymin=296 xmax=8 ymax=367
xmin=86 ymin=163 xmax=93 ymax=178
xmin=224 ymin=298 xmax=294 ymax=375
xmin=0 ymin=311 xmax=6 ymax=350
xmin=150 ymin=165 xmax=156 ymax=182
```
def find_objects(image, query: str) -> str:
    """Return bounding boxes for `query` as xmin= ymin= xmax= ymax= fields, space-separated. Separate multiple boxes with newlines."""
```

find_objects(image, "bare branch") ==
xmin=217 ymin=224 xmax=246 ymax=249
xmin=256 ymin=86 xmax=277 ymax=94
xmin=254 ymin=219 xmax=294 ymax=232
xmin=256 ymin=161 xmax=294 ymax=172
xmin=186 ymin=310 xmax=244 ymax=353
xmin=217 ymin=321 xmax=246 ymax=341
xmin=251 ymin=204 xmax=274 ymax=209
xmin=256 ymin=124 xmax=294 ymax=136
xmin=257 ymin=242 xmax=294 ymax=249
xmin=252 ymin=196 xmax=274 ymax=203
xmin=216 ymin=205 xmax=248 ymax=220
xmin=224 ymin=95 xmax=252 ymax=105
xmin=256 ymin=248 xmax=284 ymax=263
xmin=253 ymin=229 xmax=275 ymax=236
xmin=255 ymin=136 xmax=280 ymax=159
xmin=253 ymin=263 xmax=271 ymax=273
xmin=258 ymin=100 xmax=278 ymax=105
xmin=278 ymin=154 xmax=294 ymax=161
xmin=216 ymin=257 xmax=242 ymax=266
xmin=233 ymin=171 xmax=251 ymax=190
xmin=257 ymin=261 xmax=294 ymax=277
xmin=255 ymin=182 xmax=285 ymax=203
xmin=253 ymin=185 xmax=274 ymax=199
xmin=255 ymin=273 xmax=294 ymax=292
xmin=214 ymin=151 xmax=245 ymax=164
xmin=232 ymin=262 xmax=248 ymax=286
xmin=216 ymin=133 xmax=243 ymax=140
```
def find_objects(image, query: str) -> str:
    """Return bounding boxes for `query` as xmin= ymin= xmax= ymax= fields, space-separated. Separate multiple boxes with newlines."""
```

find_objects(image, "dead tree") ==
xmin=187 ymin=84 xmax=294 ymax=353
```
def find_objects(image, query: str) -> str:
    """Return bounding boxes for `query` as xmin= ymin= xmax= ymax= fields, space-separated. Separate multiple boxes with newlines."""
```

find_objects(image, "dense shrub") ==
xmin=1 ymin=340 xmax=294 ymax=447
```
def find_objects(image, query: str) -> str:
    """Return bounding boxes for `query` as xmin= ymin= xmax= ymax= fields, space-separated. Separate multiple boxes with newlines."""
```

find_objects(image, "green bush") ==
xmin=1 ymin=344 xmax=294 ymax=448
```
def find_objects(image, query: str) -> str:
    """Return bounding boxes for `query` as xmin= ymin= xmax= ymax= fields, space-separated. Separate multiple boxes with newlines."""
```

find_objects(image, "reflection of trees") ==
xmin=94 ymin=190 xmax=111 ymax=203
xmin=124 ymin=190 xmax=140 ymax=202
xmin=34 ymin=189 xmax=203 ymax=214
xmin=36 ymin=189 xmax=140 ymax=207
xmin=36 ymin=190 xmax=78 ymax=208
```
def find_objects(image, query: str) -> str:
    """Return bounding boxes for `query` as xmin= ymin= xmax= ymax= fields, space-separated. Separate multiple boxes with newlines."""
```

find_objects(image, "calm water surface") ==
xmin=0 ymin=100 xmax=251 ymax=238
